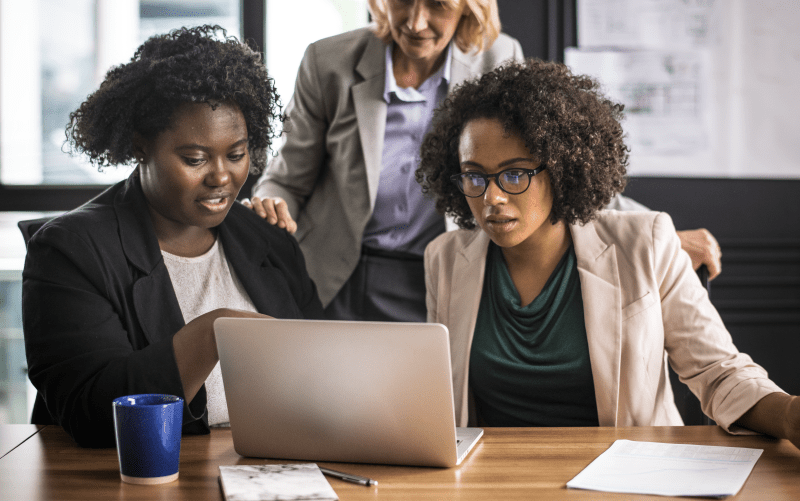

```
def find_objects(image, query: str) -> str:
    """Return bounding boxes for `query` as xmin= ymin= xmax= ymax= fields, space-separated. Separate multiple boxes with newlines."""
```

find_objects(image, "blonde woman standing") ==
xmin=248 ymin=0 xmax=522 ymax=321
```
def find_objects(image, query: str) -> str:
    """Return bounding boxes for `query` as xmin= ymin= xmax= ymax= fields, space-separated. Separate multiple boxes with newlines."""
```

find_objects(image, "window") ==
xmin=0 ymin=0 xmax=241 ymax=186
xmin=266 ymin=0 xmax=368 ymax=107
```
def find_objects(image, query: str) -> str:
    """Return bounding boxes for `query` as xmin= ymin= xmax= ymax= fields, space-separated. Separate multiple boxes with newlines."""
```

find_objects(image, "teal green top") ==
xmin=470 ymin=244 xmax=599 ymax=427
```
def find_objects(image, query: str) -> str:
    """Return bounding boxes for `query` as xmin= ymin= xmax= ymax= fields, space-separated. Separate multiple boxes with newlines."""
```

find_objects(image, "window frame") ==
xmin=0 ymin=0 xmax=265 ymax=212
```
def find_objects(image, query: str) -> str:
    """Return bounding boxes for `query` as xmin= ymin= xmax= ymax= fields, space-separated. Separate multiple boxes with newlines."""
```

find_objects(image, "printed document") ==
xmin=567 ymin=439 xmax=762 ymax=497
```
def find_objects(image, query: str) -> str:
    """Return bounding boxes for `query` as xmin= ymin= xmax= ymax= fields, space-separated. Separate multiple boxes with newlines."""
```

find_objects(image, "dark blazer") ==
xmin=22 ymin=173 xmax=324 ymax=447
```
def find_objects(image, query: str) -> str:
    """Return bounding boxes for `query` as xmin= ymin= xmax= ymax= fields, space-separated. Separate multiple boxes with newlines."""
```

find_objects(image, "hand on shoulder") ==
xmin=676 ymin=228 xmax=722 ymax=279
xmin=240 ymin=196 xmax=297 ymax=234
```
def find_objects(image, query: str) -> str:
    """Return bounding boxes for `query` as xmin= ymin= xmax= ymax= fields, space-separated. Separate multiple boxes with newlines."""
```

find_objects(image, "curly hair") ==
xmin=66 ymin=25 xmax=280 ymax=173
xmin=416 ymin=58 xmax=629 ymax=229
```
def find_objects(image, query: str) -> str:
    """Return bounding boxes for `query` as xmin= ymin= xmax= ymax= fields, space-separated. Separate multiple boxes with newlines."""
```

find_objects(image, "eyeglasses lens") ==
xmin=461 ymin=174 xmax=485 ymax=197
xmin=501 ymin=170 xmax=527 ymax=193
xmin=455 ymin=169 xmax=535 ymax=196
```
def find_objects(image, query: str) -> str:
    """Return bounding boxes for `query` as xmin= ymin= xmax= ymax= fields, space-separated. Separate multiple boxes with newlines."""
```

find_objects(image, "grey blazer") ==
xmin=253 ymin=27 xmax=524 ymax=305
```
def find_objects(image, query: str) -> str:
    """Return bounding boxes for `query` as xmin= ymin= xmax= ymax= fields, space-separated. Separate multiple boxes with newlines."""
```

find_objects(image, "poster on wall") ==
xmin=569 ymin=0 xmax=800 ymax=179
xmin=565 ymin=49 xmax=711 ymax=157
xmin=578 ymin=0 xmax=714 ymax=50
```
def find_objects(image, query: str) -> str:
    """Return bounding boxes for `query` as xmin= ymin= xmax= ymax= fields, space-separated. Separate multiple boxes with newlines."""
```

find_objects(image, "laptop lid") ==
xmin=214 ymin=318 xmax=480 ymax=467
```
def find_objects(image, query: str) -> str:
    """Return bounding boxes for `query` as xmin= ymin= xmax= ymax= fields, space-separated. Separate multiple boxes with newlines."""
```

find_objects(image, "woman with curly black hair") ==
xmin=418 ymin=59 xmax=800 ymax=449
xmin=22 ymin=25 xmax=323 ymax=447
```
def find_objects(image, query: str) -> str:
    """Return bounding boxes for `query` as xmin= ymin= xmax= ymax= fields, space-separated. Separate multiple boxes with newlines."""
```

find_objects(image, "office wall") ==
xmin=497 ymin=0 xmax=576 ymax=63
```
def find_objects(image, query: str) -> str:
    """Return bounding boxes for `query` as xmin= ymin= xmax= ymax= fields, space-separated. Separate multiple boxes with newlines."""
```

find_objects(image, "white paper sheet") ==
xmin=219 ymin=464 xmax=339 ymax=501
xmin=567 ymin=439 xmax=762 ymax=497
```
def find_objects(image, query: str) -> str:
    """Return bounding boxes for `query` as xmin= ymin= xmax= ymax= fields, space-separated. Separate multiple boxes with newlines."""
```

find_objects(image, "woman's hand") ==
xmin=737 ymin=392 xmax=800 ymax=451
xmin=241 ymin=196 xmax=298 ymax=234
xmin=676 ymin=228 xmax=722 ymax=280
xmin=784 ymin=395 xmax=800 ymax=451
xmin=172 ymin=308 xmax=270 ymax=403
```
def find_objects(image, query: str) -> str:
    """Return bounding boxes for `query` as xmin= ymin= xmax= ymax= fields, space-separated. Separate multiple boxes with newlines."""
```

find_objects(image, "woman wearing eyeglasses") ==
xmin=417 ymin=59 xmax=800 ymax=448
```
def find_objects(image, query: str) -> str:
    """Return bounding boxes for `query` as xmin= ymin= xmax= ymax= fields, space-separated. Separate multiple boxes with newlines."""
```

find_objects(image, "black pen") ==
xmin=319 ymin=467 xmax=378 ymax=486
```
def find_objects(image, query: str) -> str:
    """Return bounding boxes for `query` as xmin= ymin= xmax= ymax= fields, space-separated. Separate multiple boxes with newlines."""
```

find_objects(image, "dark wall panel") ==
xmin=623 ymin=177 xmax=800 ymax=401
xmin=497 ymin=0 xmax=577 ymax=62
xmin=623 ymin=177 xmax=800 ymax=239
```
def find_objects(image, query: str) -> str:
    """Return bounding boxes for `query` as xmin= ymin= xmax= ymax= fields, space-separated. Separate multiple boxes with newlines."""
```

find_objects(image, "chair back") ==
xmin=17 ymin=216 xmax=57 ymax=424
xmin=17 ymin=217 xmax=52 ymax=247
xmin=697 ymin=264 xmax=710 ymax=296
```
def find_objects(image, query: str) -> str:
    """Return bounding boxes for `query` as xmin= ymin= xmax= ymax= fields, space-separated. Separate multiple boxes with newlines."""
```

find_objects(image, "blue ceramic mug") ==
xmin=112 ymin=394 xmax=183 ymax=484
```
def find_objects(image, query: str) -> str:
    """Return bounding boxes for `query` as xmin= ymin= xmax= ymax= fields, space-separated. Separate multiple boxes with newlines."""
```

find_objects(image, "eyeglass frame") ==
xmin=450 ymin=165 xmax=547 ymax=198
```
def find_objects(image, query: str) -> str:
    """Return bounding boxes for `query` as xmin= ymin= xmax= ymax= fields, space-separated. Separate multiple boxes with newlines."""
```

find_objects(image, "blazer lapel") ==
xmin=571 ymin=221 xmax=622 ymax=426
xmin=217 ymin=211 xmax=303 ymax=319
xmin=132 ymin=268 xmax=186 ymax=346
xmin=449 ymin=230 xmax=490 ymax=426
xmin=115 ymin=174 xmax=186 ymax=345
xmin=352 ymin=35 xmax=388 ymax=210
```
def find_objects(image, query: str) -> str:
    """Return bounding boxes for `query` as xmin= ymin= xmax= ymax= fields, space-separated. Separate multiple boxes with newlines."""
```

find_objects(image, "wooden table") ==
xmin=1 ymin=425 xmax=798 ymax=500
xmin=0 ymin=424 xmax=44 ymax=460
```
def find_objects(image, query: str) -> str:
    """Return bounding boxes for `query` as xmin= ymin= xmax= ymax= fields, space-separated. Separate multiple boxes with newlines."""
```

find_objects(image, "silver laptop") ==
xmin=214 ymin=318 xmax=483 ymax=467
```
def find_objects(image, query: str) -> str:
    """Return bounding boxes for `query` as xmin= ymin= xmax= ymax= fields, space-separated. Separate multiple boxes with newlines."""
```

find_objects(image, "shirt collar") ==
xmin=383 ymin=42 xmax=452 ymax=103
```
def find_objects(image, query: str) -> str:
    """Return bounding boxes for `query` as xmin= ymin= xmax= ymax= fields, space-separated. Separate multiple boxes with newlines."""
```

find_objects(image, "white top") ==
xmin=162 ymin=237 xmax=257 ymax=426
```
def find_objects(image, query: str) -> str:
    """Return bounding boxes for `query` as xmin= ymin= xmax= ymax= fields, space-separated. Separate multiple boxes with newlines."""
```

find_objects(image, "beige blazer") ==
xmin=252 ymin=27 xmax=523 ymax=305
xmin=425 ymin=210 xmax=783 ymax=432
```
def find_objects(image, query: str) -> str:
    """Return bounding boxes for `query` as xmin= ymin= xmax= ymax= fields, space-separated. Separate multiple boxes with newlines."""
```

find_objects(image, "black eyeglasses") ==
xmin=450 ymin=165 xmax=547 ymax=198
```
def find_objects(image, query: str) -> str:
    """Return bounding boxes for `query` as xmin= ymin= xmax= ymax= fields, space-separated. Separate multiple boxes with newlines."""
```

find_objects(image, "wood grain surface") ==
xmin=1 ymin=425 xmax=798 ymax=500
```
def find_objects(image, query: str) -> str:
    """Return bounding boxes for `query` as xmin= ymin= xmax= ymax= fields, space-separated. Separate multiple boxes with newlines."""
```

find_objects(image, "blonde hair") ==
xmin=367 ymin=0 xmax=501 ymax=53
